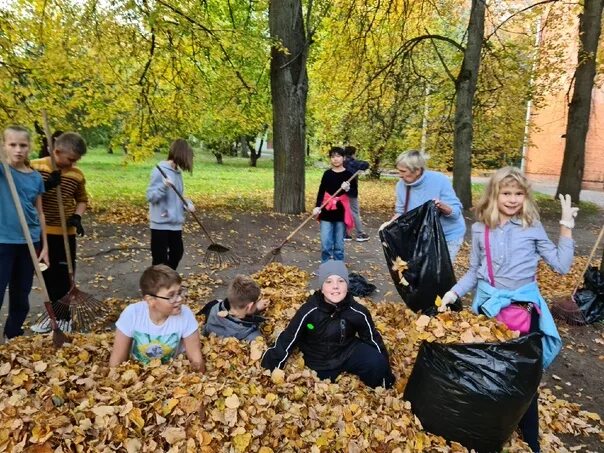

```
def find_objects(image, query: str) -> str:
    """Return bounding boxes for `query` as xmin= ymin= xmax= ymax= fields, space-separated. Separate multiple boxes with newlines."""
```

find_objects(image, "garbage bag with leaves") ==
xmin=403 ymin=332 xmax=543 ymax=453
xmin=379 ymin=200 xmax=459 ymax=315
xmin=574 ymin=266 xmax=604 ymax=324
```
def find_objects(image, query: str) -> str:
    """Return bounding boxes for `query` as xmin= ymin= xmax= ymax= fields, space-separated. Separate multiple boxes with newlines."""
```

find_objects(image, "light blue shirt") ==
xmin=395 ymin=170 xmax=466 ymax=241
xmin=0 ymin=165 xmax=44 ymax=244
xmin=453 ymin=219 xmax=575 ymax=298
xmin=146 ymin=162 xmax=187 ymax=231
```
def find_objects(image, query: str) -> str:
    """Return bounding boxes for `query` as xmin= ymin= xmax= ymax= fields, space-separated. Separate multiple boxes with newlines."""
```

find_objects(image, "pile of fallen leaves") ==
xmin=0 ymin=263 xmax=601 ymax=452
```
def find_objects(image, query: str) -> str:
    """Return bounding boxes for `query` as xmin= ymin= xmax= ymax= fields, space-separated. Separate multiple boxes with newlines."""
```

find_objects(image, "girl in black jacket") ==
xmin=261 ymin=260 xmax=394 ymax=388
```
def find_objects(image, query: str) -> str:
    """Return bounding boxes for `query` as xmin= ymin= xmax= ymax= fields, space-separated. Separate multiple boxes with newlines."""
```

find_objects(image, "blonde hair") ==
xmin=395 ymin=150 xmax=429 ymax=172
xmin=474 ymin=166 xmax=539 ymax=228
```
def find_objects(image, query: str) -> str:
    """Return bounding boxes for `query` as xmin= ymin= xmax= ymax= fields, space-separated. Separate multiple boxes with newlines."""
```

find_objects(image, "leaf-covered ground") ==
xmin=3 ymin=204 xmax=603 ymax=452
xmin=1 ymin=263 xmax=602 ymax=452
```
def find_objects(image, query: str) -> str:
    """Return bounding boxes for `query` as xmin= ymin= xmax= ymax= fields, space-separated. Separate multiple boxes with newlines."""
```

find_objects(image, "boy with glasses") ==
xmin=201 ymin=275 xmax=269 ymax=341
xmin=109 ymin=265 xmax=205 ymax=371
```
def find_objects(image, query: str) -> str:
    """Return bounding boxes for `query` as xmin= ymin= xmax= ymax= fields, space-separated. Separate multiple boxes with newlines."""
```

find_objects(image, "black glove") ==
xmin=67 ymin=214 xmax=85 ymax=236
xmin=44 ymin=170 xmax=61 ymax=191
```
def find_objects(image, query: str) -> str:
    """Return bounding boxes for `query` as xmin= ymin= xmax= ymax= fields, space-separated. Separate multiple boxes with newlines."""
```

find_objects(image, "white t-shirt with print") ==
xmin=115 ymin=301 xmax=199 ymax=365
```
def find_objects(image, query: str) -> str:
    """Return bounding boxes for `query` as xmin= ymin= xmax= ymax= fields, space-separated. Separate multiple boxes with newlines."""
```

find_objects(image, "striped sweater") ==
xmin=31 ymin=157 xmax=88 ymax=235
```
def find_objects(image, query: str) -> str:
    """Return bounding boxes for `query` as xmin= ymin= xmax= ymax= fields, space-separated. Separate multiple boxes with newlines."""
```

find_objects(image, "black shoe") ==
xmin=344 ymin=235 xmax=353 ymax=242
xmin=356 ymin=233 xmax=370 ymax=242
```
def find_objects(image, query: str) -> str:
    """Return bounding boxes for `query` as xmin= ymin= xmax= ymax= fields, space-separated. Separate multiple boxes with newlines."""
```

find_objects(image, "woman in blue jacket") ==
xmin=388 ymin=150 xmax=466 ymax=262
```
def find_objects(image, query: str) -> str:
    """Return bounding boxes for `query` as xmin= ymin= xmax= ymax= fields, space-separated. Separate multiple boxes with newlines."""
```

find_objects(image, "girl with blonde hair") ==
xmin=440 ymin=166 xmax=579 ymax=452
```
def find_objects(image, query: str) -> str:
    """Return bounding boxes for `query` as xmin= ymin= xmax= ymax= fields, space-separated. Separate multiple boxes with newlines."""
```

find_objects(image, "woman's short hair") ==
xmin=168 ymin=138 xmax=194 ymax=173
xmin=395 ymin=150 xmax=428 ymax=172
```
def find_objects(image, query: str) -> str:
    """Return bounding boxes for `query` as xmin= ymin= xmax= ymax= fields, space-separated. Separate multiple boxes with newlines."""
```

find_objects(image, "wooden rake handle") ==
xmin=42 ymin=111 xmax=75 ymax=277
xmin=275 ymin=170 xmax=363 ymax=250
xmin=155 ymin=164 xmax=217 ymax=245
xmin=0 ymin=154 xmax=60 ymax=330
xmin=573 ymin=225 xmax=604 ymax=294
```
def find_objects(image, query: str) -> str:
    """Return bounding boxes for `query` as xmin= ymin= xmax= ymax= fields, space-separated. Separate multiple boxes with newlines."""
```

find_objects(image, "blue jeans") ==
xmin=320 ymin=221 xmax=345 ymax=263
xmin=0 ymin=242 xmax=38 ymax=338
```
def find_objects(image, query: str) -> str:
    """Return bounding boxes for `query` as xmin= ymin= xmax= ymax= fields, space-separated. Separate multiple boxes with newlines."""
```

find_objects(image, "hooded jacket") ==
xmin=201 ymin=299 xmax=264 ymax=341
xmin=146 ymin=161 xmax=188 ymax=230
xmin=261 ymin=291 xmax=389 ymax=371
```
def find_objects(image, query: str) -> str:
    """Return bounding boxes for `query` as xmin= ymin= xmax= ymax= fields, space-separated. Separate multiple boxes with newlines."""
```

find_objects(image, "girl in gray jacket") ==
xmin=146 ymin=139 xmax=194 ymax=270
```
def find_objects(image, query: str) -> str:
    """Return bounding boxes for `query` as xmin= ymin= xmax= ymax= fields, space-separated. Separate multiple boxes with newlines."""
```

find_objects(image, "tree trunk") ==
xmin=213 ymin=152 xmax=223 ymax=164
xmin=250 ymin=126 xmax=267 ymax=168
xmin=270 ymin=0 xmax=308 ymax=214
xmin=556 ymin=0 xmax=603 ymax=201
xmin=239 ymin=136 xmax=250 ymax=158
xmin=452 ymin=0 xmax=486 ymax=209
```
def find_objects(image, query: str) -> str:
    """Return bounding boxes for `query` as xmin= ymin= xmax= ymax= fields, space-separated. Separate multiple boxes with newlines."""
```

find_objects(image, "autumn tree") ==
xmin=556 ymin=0 xmax=604 ymax=201
xmin=270 ymin=0 xmax=312 ymax=213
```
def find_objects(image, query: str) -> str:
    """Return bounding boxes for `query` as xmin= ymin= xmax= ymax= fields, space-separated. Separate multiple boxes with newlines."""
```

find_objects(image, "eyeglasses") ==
xmin=148 ymin=289 xmax=188 ymax=304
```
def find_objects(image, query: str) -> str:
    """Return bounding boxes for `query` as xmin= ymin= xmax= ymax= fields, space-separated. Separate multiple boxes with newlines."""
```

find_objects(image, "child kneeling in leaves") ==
xmin=201 ymin=274 xmax=269 ymax=341
xmin=109 ymin=265 xmax=205 ymax=371
xmin=262 ymin=260 xmax=394 ymax=388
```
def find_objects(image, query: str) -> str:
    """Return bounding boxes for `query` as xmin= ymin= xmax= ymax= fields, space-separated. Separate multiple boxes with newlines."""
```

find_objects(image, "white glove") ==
xmin=162 ymin=177 xmax=174 ymax=188
xmin=559 ymin=194 xmax=578 ymax=229
xmin=341 ymin=181 xmax=351 ymax=192
xmin=185 ymin=200 xmax=195 ymax=212
xmin=438 ymin=290 xmax=458 ymax=313
xmin=312 ymin=207 xmax=321 ymax=217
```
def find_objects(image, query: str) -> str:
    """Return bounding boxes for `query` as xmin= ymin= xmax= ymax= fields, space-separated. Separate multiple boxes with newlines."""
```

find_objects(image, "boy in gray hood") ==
xmin=201 ymin=275 xmax=268 ymax=341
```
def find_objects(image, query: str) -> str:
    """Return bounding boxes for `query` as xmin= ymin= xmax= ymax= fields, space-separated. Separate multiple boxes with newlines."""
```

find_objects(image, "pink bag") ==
xmin=484 ymin=227 xmax=537 ymax=334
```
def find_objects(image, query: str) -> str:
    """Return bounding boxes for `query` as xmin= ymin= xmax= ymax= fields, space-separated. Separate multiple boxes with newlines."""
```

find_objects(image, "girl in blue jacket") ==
xmin=146 ymin=139 xmax=194 ymax=270
xmin=441 ymin=166 xmax=578 ymax=452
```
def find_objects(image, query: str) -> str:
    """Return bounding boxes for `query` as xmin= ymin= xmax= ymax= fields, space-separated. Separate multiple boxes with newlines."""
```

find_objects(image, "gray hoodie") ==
xmin=146 ymin=161 xmax=187 ymax=230
xmin=202 ymin=299 xmax=264 ymax=342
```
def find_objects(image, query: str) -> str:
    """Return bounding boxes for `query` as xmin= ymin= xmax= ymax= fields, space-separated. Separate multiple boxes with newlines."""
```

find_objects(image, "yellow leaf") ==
xmin=271 ymin=368 xmax=285 ymax=385
xmin=232 ymin=432 xmax=252 ymax=452
xmin=128 ymin=407 xmax=144 ymax=430
xmin=161 ymin=398 xmax=179 ymax=416
xmin=225 ymin=394 xmax=240 ymax=409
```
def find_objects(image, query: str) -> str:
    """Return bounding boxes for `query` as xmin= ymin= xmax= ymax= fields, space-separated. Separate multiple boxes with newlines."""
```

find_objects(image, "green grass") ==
xmin=79 ymin=147 xmax=600 ymax=216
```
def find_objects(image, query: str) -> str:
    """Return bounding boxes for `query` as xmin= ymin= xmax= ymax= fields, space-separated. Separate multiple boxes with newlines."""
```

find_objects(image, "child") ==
xmin=440 ymin=166 xmax=578 ymax=452
xmin=0 ymin=125 xmax=48 ymax=340
xmin=30 ymin=132 xmax=88 ymax=334
xmin=109 ymin=264 xmax=205 ymax=371
xmin=201 ymin=275 xmax=269 ymax=341
xmin=343 ymin=145 xmax=370 ymax=242
xmin=262 ymin=260 xmax=394 ymax=389
xmin=312 ymin=147 xmax=353 ymax=263
xmin=146 ymin=139 xmax=194 ymax=270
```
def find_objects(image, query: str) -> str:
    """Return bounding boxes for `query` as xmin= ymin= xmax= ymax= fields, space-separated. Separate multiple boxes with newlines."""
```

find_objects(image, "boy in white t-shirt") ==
xmin=109 ymin=265 xmax=205 ymax=371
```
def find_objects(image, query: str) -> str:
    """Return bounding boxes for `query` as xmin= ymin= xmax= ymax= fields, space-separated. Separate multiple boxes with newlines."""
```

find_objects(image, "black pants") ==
xmin=150 ymin=229 xmax=183 ymax=270
xmin=315 ymin=342 xmax=394 ymax=389
xmin=43 ymin=234 xmax=76 ymax=321
xmin=0 ymin=242 xmax=39 ymax=338
xmin=518 ymin=305 xmax=542 ymax=452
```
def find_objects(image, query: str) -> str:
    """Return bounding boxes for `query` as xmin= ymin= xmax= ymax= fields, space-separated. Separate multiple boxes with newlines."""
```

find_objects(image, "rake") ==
xmin=263 ymin=170 xmax=363 ymax=265
xmin=551 ymin=225 xmax=604 ymax=325
xmin=155 ymin=164 xmax=239 ymax=266
xmin=36 ymin=111 xmax=109 ymax=332
xmin=1 ymin=149 xmax=68 ymax=347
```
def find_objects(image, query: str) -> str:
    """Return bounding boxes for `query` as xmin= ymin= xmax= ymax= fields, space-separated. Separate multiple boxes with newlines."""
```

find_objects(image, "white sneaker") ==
xmin=30 ymin=319 xmax=52 ymax=333
xmin=57 ymin=319 xmax=72 ymax=333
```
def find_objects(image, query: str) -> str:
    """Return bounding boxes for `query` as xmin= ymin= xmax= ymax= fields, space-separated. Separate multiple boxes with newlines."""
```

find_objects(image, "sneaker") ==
xmin=356 ymin=233 xmax=370 ymax=242
xmin=344 ymin=234 xmax=353 ymax=242
xmin=30 ymin=319 xmax=52 ymax=334
xmin=57 ymin=319 xmax=72 ymax=333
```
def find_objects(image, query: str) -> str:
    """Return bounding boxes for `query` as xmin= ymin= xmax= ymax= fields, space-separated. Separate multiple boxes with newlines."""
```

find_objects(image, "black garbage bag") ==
xmin=403 ymin=333 xmax=543 ymax=453
xmin=575 ymin=266 xmax=604 ymax=324
xmin=348 ymin=272 xmax=376 ymax=297
xmin=379 ymin=200 xmax=459 ymax=315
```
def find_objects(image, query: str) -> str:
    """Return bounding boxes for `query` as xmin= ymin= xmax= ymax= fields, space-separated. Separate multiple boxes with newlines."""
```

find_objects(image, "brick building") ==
xmin=524 ymin=7 xmax=604 ymax=191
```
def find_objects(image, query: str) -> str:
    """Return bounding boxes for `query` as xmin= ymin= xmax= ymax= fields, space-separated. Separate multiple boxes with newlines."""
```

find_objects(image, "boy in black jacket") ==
xmin=261 ymin=260 xmax=394 ymax=388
